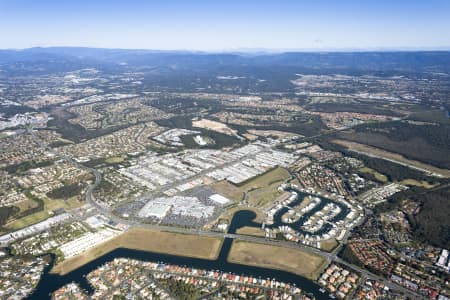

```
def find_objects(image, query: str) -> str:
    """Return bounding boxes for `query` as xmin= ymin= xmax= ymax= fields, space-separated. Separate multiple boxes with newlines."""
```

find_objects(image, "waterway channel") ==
xmin=240 ymin=188 xmax=350 ymax=236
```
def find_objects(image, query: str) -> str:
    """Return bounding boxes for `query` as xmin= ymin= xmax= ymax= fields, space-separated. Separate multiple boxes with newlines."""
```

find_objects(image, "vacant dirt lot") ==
xmin=193 ymin=118 xmax=238 ymax=136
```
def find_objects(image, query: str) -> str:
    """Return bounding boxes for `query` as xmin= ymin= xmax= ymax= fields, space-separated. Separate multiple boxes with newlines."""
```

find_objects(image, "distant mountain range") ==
xmin=1 ymin=47 xmax=450 ymax=75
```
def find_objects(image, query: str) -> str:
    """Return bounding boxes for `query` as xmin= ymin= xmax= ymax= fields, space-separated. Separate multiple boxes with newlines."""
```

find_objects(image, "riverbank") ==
xmin=50 ymin=228 xmax=223 ymax=275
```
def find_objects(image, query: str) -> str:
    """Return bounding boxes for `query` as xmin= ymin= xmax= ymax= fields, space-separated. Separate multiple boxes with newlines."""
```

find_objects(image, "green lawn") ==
xmin=359 ymin=167 xmax=388 ymax=182
xmin=5 ymin=197 xmax=84 ymax=230
xmin=212 ymin=167 xmax=291 ymax=208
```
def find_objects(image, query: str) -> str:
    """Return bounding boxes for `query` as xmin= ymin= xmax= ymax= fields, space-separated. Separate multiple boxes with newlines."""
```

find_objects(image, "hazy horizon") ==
xmin=2 ymin=45 xmax=450 ymax=53
xmin=1 ymin=0 xmax=450 ymax=51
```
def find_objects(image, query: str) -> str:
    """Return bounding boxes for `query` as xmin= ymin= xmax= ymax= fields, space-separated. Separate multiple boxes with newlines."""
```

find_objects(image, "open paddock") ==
xmin=51 ymin=228 xmax=223 ymax=275
xmin=227 ymin=240 xmax=328 ymax=280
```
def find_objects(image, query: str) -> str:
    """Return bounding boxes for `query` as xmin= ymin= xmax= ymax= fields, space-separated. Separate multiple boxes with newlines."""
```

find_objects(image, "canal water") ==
xmin=26 ymin=191 xmax=336 ymax=300
xmin=231 ymin=188 xmax=350 ymax=236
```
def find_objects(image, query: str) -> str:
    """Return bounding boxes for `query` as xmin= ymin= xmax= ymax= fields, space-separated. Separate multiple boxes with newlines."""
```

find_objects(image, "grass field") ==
xmin=5 ymin=197 xmax=84 ymax=230
xmin=333 ymin=139 xmax=450 ymax=177
xmin=214 ymin=206 xmax=265 ymax=225
xmin=359 ymin=167 xmax=388 ymax=182
xmin=228 ymin=240 xmax=327 ymax=280
xmin=401 ymin=179 xmax=438 ymax=189
xmin=14 ymin=199 xmax=39 ymax=213
xmin=320 ymin=239 xmax=339 ymax=252
xmin=212 ymin=167 xmax=291 ymax=208
xmin=51 ymin=228 xmax=223 ymax=275
xmin=236 ymin=226 xmax=265 ymax=237
xmin=105 ymin=156 xmax=125 ymax=164
xmin=242 ymin=133 xmax=258 ymax=141
xmin=247 ymin=130 xmax=302 ymax=139
xmin=212 ymin=180 xmax=245 ymax=202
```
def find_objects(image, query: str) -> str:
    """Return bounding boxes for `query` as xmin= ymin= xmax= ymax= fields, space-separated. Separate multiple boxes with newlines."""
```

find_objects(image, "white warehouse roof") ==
xmin=209 ymin=194 xmax=231 ymax=205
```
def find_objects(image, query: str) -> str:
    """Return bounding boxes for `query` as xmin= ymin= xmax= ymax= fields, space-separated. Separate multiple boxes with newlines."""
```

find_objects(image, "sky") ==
xmin=0 ymin=0 xmax=449 ymax=51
